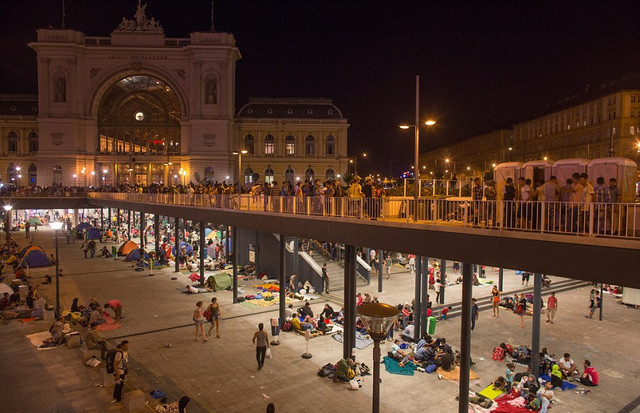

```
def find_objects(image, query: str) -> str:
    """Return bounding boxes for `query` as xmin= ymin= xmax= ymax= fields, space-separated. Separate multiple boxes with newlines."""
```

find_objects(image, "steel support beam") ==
xmin=139 ymin=211 xmax=145 ymax=249
xmin=499 ymin=267 xmax=504 ymax=291
xmin=344 ymin=245 xmax=356 ymax=360
xmin=458 ymin=262 xmax=473 ymax=413
xmin=232 ymin=226 xmax=238 ymax=304
xmin=440 ymin=259 xmax=447 ymax=304
xmin=199 ymin=221 xmax=205 ymax=288
xmin=421 ymin=256 xmax=429 ymax=337
xmin=174 ymin=217 xmax=180 ymax=273
xmin=531 ymin=273 xmax=542 ymax=377
xmin=279 ymin=234 xmax=286 ymax=328
xmin=154 ymin=215 xmax=160 ymax=253
xmin=414 ymin=255 xmax=422 ymax=340
xmin=378 ymin=249 xmax=383 ymax=293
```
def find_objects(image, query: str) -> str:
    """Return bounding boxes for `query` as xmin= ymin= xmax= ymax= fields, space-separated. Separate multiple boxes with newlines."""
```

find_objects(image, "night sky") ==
xmin=1 ymin=0 xmax=640 ymax=176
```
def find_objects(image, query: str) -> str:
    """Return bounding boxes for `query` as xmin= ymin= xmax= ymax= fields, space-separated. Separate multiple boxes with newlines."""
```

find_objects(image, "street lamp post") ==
xmin=3 ymin=205 xmax=13 ymax=246
xmin=50 ymin=221 xmax=63 ymax=320
xmin=357 ymin=303 xmax=400 ymax=413
xmin=233 ymin=150 xmax=248 ymax=209
xmin=72 ymin=174 xmax=77 ymax=187
xmin=399 ymin=75 xmax=436 ymax=221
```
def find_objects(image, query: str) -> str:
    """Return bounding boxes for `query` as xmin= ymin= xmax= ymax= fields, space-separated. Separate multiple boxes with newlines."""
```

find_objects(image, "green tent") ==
xmin=206 ymin=272 xmax=232 ymax=291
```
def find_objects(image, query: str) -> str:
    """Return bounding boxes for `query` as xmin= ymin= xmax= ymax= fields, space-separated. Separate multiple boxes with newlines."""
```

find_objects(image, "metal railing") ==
xmin=44 ymin=192 xmax=638 ymax=240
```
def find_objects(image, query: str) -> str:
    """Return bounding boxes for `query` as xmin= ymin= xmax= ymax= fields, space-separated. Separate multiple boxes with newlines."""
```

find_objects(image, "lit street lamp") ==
xmin=444 ymin=158 xmax=455 ymax=179
xmin=50 ymin=221 xmax=64 ymax=320
xmin=232 ymin=150 xmax=248 ymax=209
xmin=357 ymin=303 xmax=400 ymax=413
xmin=399 ymin=75 xmax=436 ymax=221
xmin=72 ymin=174 xmax=77 ymax=187
xmin=4 ymin=204 xmax=13 ymax=245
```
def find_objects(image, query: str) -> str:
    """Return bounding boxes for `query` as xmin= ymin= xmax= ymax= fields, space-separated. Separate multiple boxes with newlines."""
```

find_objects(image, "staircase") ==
xmin=431 ymin=278 xmax=590 ymax=319
xmin=308 ymin=242 xmax=369 ymax=293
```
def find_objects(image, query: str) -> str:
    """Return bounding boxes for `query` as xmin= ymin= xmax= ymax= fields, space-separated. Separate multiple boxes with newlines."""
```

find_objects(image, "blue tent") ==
xmin=172 ymin=242 xmax=193 ymax=256
xmin=86 ymin=228 xmax=101 ymax=240
xmin=76 ymin=222 xmax=92 ymax=232
xmin=19 ymin=246 xmax=52 ymax=268
xmin=18 ymin=246 xmax=30 ymax=258
xmin=205 ymin=228 xmax=213 ymax=237
xmin=125 ymin=248 xmax=149 ymax=262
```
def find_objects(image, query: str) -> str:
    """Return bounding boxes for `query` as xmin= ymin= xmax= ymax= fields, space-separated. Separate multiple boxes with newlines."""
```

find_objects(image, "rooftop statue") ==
xmin=115 ymin=0 xmax=163 ymax=33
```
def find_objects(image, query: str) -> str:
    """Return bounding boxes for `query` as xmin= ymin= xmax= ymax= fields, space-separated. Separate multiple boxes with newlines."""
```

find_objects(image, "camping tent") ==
xmin=172 ymin=242 xmax=194 ymax=256
xmin=125 ymin=248 xmax=149 ymax=262
xmin=19 ymin=246 xmax=52 ymax=268
xmin=206 ymin=272 xmax=232 ymax=291
xmin=18 ymin=246 xmax=30 ymax=258
xmin=0 ymin=283 xmax=14 ymax=296
xmin=76 ymin=222 xmax=92 ymax=232
xmin=117 ymin=241 xmax=139 ymax=256
xmin=28 ymin=216 xmax=44 ymax=225
xmin=86 ymin=228 xmax=101 ymax=240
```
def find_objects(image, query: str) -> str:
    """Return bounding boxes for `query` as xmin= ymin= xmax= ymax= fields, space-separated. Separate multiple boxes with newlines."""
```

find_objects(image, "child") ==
xmin=492 ymin=376 xmax=507 ymax=391
xmin=505 ymin=363 xmax=515 ymax=393
xmin=441 ymin=306 xmax=450 ymax=320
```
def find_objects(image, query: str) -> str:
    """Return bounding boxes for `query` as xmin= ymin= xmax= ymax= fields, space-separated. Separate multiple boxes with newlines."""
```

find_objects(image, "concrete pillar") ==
xmin=414 ymin=255 xmax=422 ymax=340
xmin=599 ymin=282 xmax=604 ymax=321
xmin=531 ymin=273 xmax=542 ymax=377
xmin=100 ymin=208 xmax=104 ymax=229
xmin=458 ymin=263 xmax=473 ymax=413
xmin=279 ymin=234 xmax=286 ymax=328
xmin=377 ymin=249 xmax=383 ymax=293
xmin=232 ymin=226 xmax=238 ymax=304
xmin=174 ymin=217 xmax=180 ymax=273
xmin=498 ymin=267 xmax=504 ymax=291
xmin=116 ymin=208 xmax=120 ymax=228
xmin=440 ymin=259 xmax=447 ymax=304
xmin=344 ymin=245 xmax=356 ymax=360
xmin=107 ymin=208 xmax=111 ymax=227
xmin=127 ymin=210 xmax=131 ymax=239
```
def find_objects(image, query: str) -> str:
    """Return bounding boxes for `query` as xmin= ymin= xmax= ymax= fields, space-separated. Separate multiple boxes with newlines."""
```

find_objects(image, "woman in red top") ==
xmin=491 ymin=285 xmax=501 ymax=317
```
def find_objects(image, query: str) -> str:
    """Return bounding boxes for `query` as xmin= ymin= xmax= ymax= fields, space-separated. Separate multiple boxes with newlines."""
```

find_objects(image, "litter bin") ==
xmin=112 ymin=246 xmax=117 ymax=259
xmin=426 ymin=316 xmax=437 ymax=335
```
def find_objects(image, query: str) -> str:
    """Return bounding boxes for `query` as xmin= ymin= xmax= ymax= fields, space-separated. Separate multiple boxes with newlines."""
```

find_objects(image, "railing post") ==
xmin=588 ymin=203 xmax=594 ymax=236
xmin=540 ymin=202 xmax=546 ymax=233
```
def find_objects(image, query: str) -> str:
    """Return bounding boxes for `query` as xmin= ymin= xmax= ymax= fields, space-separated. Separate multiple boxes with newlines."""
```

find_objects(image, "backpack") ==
xmin=105 ymin=349 xmax=122 ymax=374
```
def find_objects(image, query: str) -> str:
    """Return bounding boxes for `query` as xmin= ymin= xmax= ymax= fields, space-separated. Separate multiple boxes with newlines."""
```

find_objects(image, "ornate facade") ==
xmin=0 ymin=2 xmax=348 ymax=187
xmin=421 ymin=89 xmax=640 ymax=180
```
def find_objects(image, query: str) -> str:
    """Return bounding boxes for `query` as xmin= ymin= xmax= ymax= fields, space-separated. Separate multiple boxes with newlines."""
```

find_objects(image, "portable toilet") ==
xmin=587 ymin=157 xmax=637 ymax=202
xmin=522 ymin=160 xmax=552 ymax=189
xmin=493 ymin=162 xmax=522 ymax=199
xmin=551 ymin=158 xmax=589 ymax=185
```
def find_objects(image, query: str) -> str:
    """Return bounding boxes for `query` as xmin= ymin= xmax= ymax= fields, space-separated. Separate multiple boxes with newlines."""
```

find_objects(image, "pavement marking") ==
xmin=618 ymin=395 xmax=640 ymax=413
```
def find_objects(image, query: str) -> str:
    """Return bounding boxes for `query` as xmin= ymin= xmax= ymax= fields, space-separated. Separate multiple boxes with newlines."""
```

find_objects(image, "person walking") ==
xmin=252 ymin=322 xmax=270 ymax=370
xmin=517 ymin=293 xmax=527 ymax=328
xmin=104 ymin=299 xmax=123 ymax=323
xmin=491 ymin=285 xmax=501 ymax=317
xmin=82 ymin=240 xmax=89 ymax=258
xmin=385 ymin=254 xmax=392 ymax=280
xmin=408 ymin=254 xmax=416 ymax=273
xmin=546 ymin=292 xmax=558 ymax=324
xmin=471 ymin=298 xmax=479 ymax=331
xmin=586 ymin=290 xmax=601 ymax=319
xmin=207 ymin=297 xmax=221 ymax=338
xmin=193 ymin=301 xmax=207 ymax=342
xmin=322 ymin=263 xmax=330 ymax=293
xmin=112 ymin=340 xmax=129 ymax=404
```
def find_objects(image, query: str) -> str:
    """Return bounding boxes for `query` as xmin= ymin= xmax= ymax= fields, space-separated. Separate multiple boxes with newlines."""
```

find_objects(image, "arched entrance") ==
xmin=97 ymin=75 xmax=182 ymax=185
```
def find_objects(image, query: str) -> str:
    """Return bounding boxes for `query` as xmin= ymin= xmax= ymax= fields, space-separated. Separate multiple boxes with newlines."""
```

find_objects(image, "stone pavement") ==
xmin=2 ymin=228 xmax=640 ymax=413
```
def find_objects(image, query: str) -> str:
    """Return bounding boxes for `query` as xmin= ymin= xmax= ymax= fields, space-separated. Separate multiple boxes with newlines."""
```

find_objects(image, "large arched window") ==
xmin=7 ymin=164 xmax=18 ymax=184
xmin=204 ymin=167 xmax=214 ymax=183
xmin=325 ymin=168 xmax=335 ymax=180
xmin=264 ymin=134 xmax=275 ymax=155
xmin=325 ymin=135 xmax=335 ymax=156
xmin=284 ymin=167 xmax=295 ymax=185
xmin=244 ymin=167 xmax=254 ymax=184
xmin=305 ymin=167 xmax=315 ymax=182
xmin=264 ymin=167 xmax=275 ymax=183
xmin=244 ymin=134 xmax=255 ymax=154
xmin=7 ymin=131 xmax=18 ymax=153
xmin=305 ymin=135 xmax=315 ymax=155
xmin=28 ymin=131 xmax=39 ymax=153
xmin=53 ymin=165 xmax=62 ymax=185
xmin=285 ymin=134 xmax=295 ymax=155
xmin=28 ymin=164 xmax=37 ymax=186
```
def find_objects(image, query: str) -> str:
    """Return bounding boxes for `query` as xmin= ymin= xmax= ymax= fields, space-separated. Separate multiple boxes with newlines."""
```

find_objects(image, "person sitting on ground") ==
xmin=536 ymin=381 xmax=554 ymax=413
xmin=298 ymin=301 xmax=313 ymax=318
xmin=400 ymin=322 xmax=415 ymax=342
xmin=518 ymin=374 xmax=540 ymax=398
xmin=320 ymin=303 xmax=335 ymax=320
xmin=84 ymin=322 xmax=109 ymax=359
xmin=550 ymin=364 xmax=563 ymax=388
xmin=284 ymin=303 xmax=295 ymax=319
xmin=434 ymin=347 xmax=455 ymax=371
xmin=391 ymin=339 xmax=408 ymax=362
xmin=525 ymin=392 xmax=540 ymax=410
xmin=579 ymin=360 xmax=599 ymax=386
xmin=40 ymin=321 xmax=66 ymax=348
xmin=89 ymin=306 xmax=106 ymax=325
xmin=558 ymin=353 xmax=578 ymax=379
xmin=334 ymin=357 xmax=355 ymax=382
xmin=0 ymin=292 xmax=11 ymax=310
xmin=492 ymin=376 xmax=507 ymax=391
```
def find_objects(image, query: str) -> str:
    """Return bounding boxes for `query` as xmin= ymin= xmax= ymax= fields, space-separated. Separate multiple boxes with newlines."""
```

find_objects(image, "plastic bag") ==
xmin=266 ymin=347 xmax=272 ymax=359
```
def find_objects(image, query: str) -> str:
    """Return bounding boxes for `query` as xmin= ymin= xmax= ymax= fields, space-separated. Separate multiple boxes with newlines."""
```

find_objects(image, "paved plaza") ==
xmin=1 ymin=228 xmax=640 ymax=413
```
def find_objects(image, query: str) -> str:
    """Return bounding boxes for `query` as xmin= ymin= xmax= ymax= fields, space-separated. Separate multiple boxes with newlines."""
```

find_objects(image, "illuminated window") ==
xmin=285 ymin=135 xmax=295 ymax=155
xmin=264 ymin=134 xmax=275 ymax=155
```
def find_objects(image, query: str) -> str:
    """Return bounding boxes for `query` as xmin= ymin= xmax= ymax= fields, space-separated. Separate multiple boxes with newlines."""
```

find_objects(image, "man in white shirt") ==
xmin=558 ymin=353 xmax=577 ymax=378
xmin=536 ymin=381 xmax=554 ymax=413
